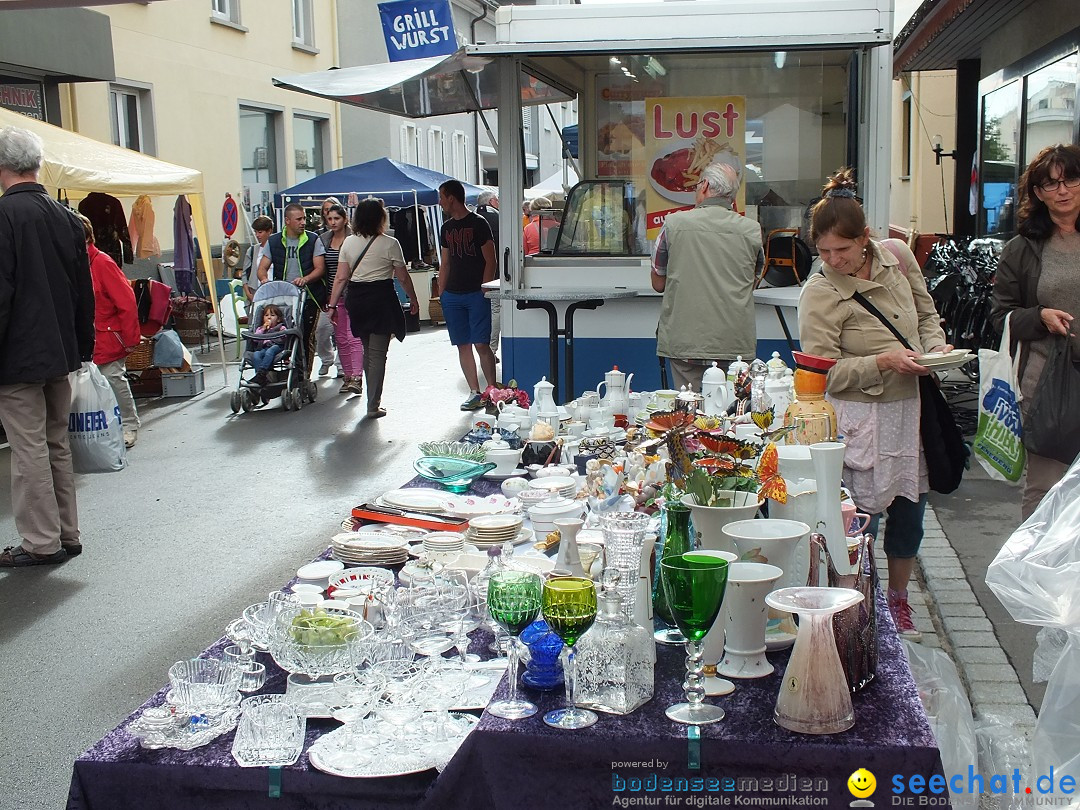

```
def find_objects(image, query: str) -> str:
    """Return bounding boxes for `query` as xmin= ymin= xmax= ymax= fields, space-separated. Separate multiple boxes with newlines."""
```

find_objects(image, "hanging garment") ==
xmin=172 ymin=195 xmax=196 ymax=294
xmin=128 ymin=195 xmax=161 ymax=259
xmin=79 ymin=192 xmax=133 ymax=267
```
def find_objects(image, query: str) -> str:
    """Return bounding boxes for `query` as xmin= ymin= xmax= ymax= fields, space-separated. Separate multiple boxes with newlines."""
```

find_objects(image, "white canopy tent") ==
xmin=0 ymin=106 xmax=228 ymax=379
xmin=524 ymin=166 xmax=579 ymax=200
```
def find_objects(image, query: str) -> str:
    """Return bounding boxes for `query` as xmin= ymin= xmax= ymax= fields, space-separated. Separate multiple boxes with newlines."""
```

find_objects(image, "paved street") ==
xmin=0 ymin=326 xmax=1044 ymax=809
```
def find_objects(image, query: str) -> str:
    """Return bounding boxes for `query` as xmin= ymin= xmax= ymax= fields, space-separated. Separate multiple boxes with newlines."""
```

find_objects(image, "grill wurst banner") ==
xmin=378 ymin=0 xmax=458 ymax=63
xmin=644 ymin=96 xmax=746 ymax=240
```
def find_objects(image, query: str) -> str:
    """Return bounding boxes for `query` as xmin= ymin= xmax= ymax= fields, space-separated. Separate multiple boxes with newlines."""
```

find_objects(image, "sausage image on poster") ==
xmin=644 ymin=96 xmax=746 ymax=239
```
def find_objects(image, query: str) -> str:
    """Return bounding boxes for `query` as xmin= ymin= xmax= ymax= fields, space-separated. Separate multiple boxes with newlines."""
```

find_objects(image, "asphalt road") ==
xmin=0 ymin=326 xmax=481 ymax=810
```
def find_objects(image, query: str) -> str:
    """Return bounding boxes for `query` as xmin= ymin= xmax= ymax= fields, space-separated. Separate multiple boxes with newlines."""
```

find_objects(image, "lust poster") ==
xmin=644 ymin=96 xmax=746 ymax=240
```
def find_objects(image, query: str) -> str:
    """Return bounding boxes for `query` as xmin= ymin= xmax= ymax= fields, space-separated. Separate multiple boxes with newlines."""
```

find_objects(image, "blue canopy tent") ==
xmin=274 ymin=157 xmax=483 ymax=209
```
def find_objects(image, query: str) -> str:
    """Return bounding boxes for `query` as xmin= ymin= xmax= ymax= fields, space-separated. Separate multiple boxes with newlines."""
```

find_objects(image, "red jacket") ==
xmin=88 ymin=244 xmax=140 ymax=364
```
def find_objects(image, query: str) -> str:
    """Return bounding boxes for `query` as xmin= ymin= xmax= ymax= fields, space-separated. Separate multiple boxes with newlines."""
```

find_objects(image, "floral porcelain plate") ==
xmin=440 ymin=494 xmax=520 ymax=518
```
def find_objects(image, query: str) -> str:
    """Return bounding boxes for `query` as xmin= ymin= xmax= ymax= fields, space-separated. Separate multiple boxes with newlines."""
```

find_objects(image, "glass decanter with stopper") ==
xmin=574 ymin=570 xmax=655 ymax=715
xmin=476 ymin=543 xmax=512 ymax=654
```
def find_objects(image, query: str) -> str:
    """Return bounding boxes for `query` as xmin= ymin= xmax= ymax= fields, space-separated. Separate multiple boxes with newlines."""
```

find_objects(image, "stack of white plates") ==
xmin=330 ymin=531 xmax=409 ymax=567
xmin=529 ymin=476 xmax=578 ymax=499
xmin=466 ymin=514 xmax=525 ymax=548
xmin=421 ymin=531 xmax=467 ymax=556
xmin=377 ymin=489 xmax=449 ymax=512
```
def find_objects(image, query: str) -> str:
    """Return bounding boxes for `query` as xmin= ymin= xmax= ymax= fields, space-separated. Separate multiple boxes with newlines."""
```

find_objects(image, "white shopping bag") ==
xmin=972 ymin=312 xmax=1025 ymax=483
xmin=68 ymin=362 xmax=127 ymax=474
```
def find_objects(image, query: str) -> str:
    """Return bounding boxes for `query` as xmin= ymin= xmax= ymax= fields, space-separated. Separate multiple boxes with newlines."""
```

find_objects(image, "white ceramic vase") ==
xmin=695 ymin=550 xmax=739 ymax=696
xmin=717 ymin=562 xmax=784 ymax=679
xmin=767 ymin=479 xmax=818 ymax=588
xmin=810 ymin=441 xmax=853 ymax=576
xmin=680 ymin=492 xmax=761 ymax=556
xmin=721 ymin=518 xmax=811 ymax=651
xmin=553 ymin=518 xmax=586 ymax=578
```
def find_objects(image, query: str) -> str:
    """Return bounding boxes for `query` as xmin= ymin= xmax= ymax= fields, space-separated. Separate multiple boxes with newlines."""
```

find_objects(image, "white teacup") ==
xmin=564 ymin=420 xmax=587 ymax=438
xmin=653 ymin=389 xmax=679 ymax=409
xmin=485 ymin=448 xmax=520 ymax=475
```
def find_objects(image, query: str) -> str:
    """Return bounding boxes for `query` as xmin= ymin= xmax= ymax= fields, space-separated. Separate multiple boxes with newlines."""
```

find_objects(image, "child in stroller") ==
xmin=251 ymin=304 xmax=287 ymax=387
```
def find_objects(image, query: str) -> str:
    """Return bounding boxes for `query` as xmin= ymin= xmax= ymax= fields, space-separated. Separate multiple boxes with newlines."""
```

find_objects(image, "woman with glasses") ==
xmin=991 ymin=144 xmax=1080 ymax=519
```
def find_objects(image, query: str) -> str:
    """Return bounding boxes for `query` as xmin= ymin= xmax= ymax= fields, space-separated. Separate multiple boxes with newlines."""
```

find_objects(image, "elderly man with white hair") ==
xmin=651 ymin=160 xmax=764 ymax=393
xmin=0 ymin=126 xmax=96 ymax=567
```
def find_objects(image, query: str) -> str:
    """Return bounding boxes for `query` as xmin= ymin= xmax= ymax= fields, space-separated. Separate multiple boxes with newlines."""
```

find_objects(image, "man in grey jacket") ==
xmin=651 ymin=161 xmax=763 ymax=392
xmin=0 ymin=126 xmax=95 ymax=567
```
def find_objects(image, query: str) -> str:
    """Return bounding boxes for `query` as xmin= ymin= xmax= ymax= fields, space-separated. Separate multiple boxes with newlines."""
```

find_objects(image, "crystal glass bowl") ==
xmin=168 ymin=658 xmax=243 ymax=712
xmin=268 ymin=606 xmax=374 ymax=679
xmin=413 ymin=456 xmax=496 ymax=493
xmin=417 ymin=441 xmax=487 ymax=462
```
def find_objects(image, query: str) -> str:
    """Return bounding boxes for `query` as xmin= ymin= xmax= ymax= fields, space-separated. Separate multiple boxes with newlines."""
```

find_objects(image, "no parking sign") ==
xmin=222 ymin=194 xmax=238 ymax=237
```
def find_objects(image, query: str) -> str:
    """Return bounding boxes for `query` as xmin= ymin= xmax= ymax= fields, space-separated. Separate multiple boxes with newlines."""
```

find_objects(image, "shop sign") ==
xmin=0 ymin=82 xmax=44 ymax=120
xmin=378 ymin=0 xmax=457 ymax=63
xmin=643 ymin=96 xmax=746 ymax=240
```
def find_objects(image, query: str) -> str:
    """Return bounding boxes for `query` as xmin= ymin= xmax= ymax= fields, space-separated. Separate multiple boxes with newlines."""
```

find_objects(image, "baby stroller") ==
xmin=229 ymin=281 xmax=317 ymax=413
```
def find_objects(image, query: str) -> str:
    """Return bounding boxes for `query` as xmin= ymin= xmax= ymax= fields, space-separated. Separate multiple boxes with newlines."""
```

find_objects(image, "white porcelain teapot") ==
xmin=532 ymin=376 xmax=560 ymax=422
xmin=701 ymin=362 xmax=731 ymax=416
xmin=597 ymin=366 xmax=633 ymax=415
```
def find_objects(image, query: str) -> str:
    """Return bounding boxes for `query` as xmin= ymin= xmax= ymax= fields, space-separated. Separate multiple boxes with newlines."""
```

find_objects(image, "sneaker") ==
xmin=338 ymin=378 xmax=352 ymax=395
xmin=319 ymin=364 xmax=334 ymax=378
xmin=888 ymin=589 xmax=922 ymax=642
xmin=460 ymin=392 xmax=484 ymax=411
xmin=346 ymin=377 xmax=364 ymax=396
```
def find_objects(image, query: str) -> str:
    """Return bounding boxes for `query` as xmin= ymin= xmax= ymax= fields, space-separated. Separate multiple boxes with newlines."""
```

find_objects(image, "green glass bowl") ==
xmin=413 ymin=456 xmax=497 ymax=493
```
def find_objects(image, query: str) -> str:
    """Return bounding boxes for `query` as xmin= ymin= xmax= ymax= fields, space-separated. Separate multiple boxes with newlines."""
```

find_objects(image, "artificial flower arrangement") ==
xmin=480 ymin=380 xmax=530 ymax=410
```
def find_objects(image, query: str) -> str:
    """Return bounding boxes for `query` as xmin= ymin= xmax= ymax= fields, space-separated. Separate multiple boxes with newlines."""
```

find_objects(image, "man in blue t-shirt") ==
xmin=437 ymin=180 xmax=497 ymax=411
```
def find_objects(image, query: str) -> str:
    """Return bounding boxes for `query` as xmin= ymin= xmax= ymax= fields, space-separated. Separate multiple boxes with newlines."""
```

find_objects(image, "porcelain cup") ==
xmin=653 ymin=389 xmax=678 ymax=410
xmin=564 ymin=420 xmax=587 ymax=438
xmin=498 ymin=413 xmax=522 ymax=433
xmin=485 ymin=448 xmax=520 ymax=475
xmin=841 ymin=502 xmax=871 ymax=536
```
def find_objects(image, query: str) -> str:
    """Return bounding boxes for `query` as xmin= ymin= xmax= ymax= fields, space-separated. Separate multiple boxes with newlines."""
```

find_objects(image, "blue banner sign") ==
xmin=379 ymin=0 xmax=457 ymax=63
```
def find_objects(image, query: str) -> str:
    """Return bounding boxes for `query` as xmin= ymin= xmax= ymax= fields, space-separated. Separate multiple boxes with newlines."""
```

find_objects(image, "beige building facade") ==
xmin=62 ymin=0 xmax=341 ymax=247
xmin=890 ymin=70 xmax=957 ymax=239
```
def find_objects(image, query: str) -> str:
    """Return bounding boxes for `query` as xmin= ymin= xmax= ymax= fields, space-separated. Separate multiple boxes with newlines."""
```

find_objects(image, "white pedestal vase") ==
xmin=810 ymin=441 xmax=853 ymax=576
xmin=680 ymin=492 xmax=761 ymax=556
xmin=717 ymin=562 xmax=784 ymax=679
xmin=721 ymin=518 xmax=811 ymax=650
xmin=553 ymin=518 xmax=587 ymax=578
xmin=695 ymin=550 xmax=739 ymax=696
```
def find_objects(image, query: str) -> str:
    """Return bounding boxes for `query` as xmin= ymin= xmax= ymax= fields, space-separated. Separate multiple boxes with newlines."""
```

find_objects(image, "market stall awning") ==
xmin=272 ymin=49 xmax=572 ymax=119
xmin=275 ymin=157 xmax=483 ymax=208
xmin=893 ymin=0 xmax=1038 ymax=75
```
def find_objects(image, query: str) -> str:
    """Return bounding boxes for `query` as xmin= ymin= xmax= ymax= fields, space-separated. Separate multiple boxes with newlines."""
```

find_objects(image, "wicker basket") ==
xmin=173 ymin=298 xmax=209 ymax=347
xmin=126 ymin=338 xmax=155 ymax=371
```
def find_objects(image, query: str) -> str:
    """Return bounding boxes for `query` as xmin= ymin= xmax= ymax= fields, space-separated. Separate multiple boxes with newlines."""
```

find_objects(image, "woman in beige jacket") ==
xmin=799 ymin=168 xmax=950 ymax=641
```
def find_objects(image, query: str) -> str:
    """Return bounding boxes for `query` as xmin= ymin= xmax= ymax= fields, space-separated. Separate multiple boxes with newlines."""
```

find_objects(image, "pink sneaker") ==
xmin=888 ymin=589 xmax=923 ymax=642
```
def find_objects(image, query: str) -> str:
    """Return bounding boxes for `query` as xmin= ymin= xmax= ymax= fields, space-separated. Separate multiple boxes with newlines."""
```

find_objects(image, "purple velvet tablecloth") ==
xmin=68 ymin=471 xmax=949 ymax=810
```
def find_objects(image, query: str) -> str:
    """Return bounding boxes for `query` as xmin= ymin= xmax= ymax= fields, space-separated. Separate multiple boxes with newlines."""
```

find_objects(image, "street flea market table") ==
xmin=67 ymin=478 xmax=948 ymax=810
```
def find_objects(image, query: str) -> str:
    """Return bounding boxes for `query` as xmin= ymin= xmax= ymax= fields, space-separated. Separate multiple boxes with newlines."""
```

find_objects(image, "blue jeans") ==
xmin=253 ymin=344 xmax=282 ymax=372
xmin=865 ymin=493 xmax=928 ymax=560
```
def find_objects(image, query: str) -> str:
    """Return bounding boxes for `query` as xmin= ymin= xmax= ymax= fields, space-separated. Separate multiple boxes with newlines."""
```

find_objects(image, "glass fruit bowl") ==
xmin=268 ymin=606 xmax=374 ymax=680
xmin=417 ymin=441 xmax=487 ymax=463
xmin=168 ymin=658 xmax=243 ymax=713
xmin=413 ymin=456 xmax=496 ymax=493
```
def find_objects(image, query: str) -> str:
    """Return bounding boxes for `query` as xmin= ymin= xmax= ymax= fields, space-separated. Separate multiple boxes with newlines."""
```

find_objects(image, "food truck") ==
xmin=275 ymin=0 xmax=894 ymax=400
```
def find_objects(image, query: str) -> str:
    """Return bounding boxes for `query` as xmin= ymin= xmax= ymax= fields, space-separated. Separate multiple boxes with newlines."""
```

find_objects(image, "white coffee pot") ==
xmin=597 ymin=366 xmax=634 ymax=415
xmin=701 ymin=362 xmax=731 ymax=416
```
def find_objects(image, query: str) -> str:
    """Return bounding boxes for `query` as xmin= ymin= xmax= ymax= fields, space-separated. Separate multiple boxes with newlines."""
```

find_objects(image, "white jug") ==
xmin=597 ymin=366 xmax=633 ymax=415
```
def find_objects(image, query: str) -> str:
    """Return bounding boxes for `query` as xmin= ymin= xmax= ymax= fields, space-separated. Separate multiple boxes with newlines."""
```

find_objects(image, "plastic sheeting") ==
xmin=986 ymin=454 xmax=1080 ymax=799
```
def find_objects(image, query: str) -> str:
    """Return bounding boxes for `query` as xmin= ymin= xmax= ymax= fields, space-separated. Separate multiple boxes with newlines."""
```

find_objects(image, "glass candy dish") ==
xmin=417 ymin=441 xmax=487 ymax=463
xmin=413 ymin=456 xmax=496 ymax=494
xmin=268 ymin=606 xmax=374 ymax=681
xmin=128 ymin=703 xmax=241 ymax=751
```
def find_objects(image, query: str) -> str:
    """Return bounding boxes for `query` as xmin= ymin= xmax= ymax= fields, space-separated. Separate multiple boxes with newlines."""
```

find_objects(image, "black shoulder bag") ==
xmin=851 ymin=291 xmax=969 ymax=494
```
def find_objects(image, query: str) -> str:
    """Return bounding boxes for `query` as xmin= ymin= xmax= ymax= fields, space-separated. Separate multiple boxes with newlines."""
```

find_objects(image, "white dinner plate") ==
xmin=913 ymin=351 xmax=975 ymax=371
xmin=482 ymin=468 xmax=528 ymax=480
xmin=379 ymin=489 xmax=449 ymax=511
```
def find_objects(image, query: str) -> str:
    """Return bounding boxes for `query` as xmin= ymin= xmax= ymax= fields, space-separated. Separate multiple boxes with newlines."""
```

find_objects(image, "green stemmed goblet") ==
xmin=660 ymin=552 xmax=730 ymax=725
xmin=486 ymin=570 xmax=543 ymax=720
xmin=541 ymin=576 xmax=599 ymax=729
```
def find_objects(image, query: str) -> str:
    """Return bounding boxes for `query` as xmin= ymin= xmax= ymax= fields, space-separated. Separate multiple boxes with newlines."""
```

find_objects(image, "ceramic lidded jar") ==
xmin=784 ymin=351 xmax=838 ymax=445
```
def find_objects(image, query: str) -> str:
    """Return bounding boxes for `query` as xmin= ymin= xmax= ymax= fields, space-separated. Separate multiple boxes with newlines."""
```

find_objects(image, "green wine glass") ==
xmin=660 ymin=552 xmax=729 ymax=725
xmin=541 ymin=576 xmax=599 ymax=730
xmin=486 ymin=570 xmax=543 ymax=720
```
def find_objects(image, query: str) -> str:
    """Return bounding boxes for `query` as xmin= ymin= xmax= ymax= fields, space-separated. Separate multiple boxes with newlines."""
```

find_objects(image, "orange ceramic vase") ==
xmin=783 ymin=368 xmax=837 ymax=445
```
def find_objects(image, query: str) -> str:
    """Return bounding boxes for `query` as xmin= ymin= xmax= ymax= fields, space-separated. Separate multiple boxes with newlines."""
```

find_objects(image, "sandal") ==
xmin=0 ymin=545 xmax=68 ymax=567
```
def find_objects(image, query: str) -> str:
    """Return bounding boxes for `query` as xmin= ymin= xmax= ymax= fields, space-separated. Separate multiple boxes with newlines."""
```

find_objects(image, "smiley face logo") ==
xmin=848 ymin=768 xmax=876 ymax=798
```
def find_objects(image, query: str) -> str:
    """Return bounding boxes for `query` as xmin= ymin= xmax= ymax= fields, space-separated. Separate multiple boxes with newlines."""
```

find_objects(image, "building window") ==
xmin=211 ymin=0 xmax=240 ymax=24
xmin=1024 ymin=53 xmax=1077 ymax=165
xmin=901 ymin=90 xmax=912 ymax=178
xmin=292 ymin=0 xmax=314 ymax=47
xmin=293 ymin=115 xmax=326 ymax=182
xmin=452 ymin=130 xmax=468 ymax=179
xmin=240 ymin=105 xmax=281 ymax=217
xmin=400 ymin=123 xmax=421 ymax=165
xmin=979 ymin=81 xmax=1021 ymax=236
xmin=428 ymin=127 xmax=445 ymax=173
xmin=109 ymin=84 xmax=155 ymax=155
